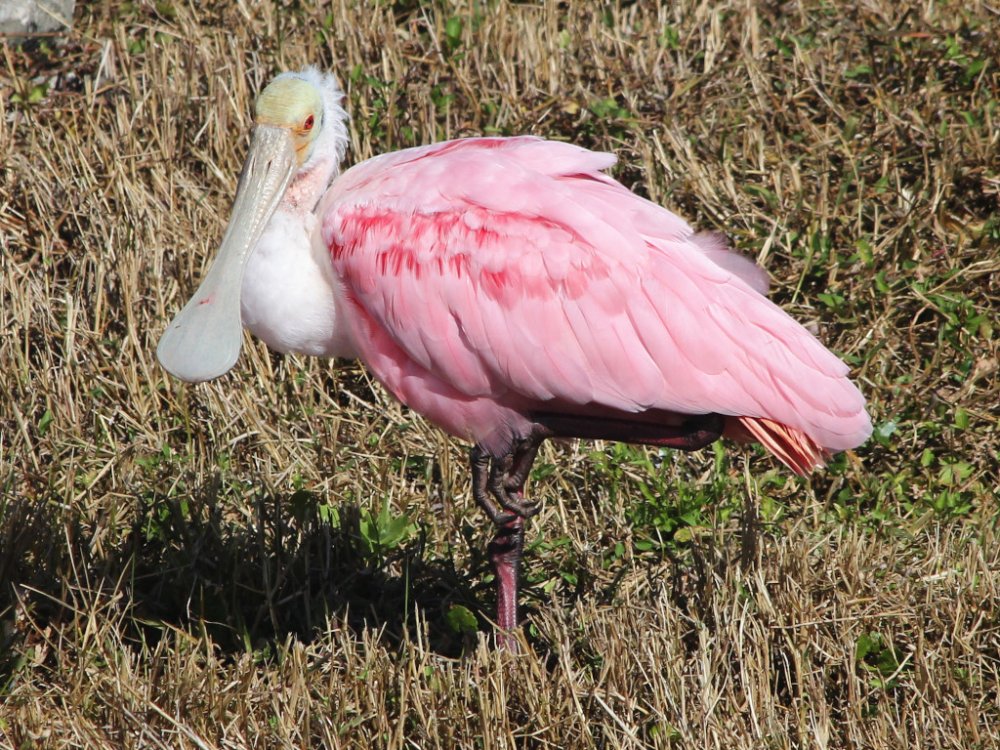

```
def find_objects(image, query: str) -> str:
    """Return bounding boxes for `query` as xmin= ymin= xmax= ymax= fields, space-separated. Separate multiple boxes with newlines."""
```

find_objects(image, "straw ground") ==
xmin=1 ymin=1 xmax=997 ymax=747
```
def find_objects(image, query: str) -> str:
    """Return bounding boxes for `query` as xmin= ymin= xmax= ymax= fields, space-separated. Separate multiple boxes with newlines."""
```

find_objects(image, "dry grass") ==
xmin=2 ymin=1 xmax=998 ymax=747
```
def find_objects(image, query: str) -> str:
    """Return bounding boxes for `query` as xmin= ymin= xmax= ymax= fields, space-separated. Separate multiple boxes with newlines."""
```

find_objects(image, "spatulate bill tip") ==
xmin=156 ymin=316 xmax=243 ymax=384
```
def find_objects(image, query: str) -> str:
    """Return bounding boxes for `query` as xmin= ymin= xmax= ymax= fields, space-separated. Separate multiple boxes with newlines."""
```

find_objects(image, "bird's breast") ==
xmin=240 ymin=211 xmax=357 ymax=359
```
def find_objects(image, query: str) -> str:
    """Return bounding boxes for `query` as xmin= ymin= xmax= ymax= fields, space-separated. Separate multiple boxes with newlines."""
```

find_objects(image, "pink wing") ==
xmin=321 ymin=137 xmax=871 ymax=466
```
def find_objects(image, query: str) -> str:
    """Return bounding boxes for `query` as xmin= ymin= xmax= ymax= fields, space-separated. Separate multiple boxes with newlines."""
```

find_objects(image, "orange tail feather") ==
xmin=724 ymin=416 xmax=830 ymax=476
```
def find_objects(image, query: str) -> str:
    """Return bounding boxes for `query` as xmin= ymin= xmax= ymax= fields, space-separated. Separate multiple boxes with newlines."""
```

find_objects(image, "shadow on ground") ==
xmin=0 ymin=477 xmax=740 ymax=684
xmin=0 ymin=485 xmax=492 ymax=669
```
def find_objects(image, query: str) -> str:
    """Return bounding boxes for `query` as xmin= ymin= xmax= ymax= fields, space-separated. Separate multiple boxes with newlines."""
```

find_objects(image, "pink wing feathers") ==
xmin=321 ymin=137 xmax=871 ymax=470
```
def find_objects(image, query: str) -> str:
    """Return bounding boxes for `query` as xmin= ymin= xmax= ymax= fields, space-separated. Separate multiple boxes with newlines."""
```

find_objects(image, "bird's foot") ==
xmin=495 ymin=487 xmax=540 ymax=519
xmin=470 ymin=427 xmax=551 ymax=523
xmin=470 ymin=442 xmax=543 ymax=524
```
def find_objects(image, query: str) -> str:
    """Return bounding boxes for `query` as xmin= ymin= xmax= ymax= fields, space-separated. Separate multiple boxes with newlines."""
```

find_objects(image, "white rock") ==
xmin=0 ymin=0 xmax=75 ymax=35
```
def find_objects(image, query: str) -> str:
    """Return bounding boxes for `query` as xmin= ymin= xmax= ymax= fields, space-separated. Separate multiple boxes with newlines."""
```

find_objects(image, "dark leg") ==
xmin=531 ymin=411 xmax=724 ymax=450
xmin=470 ymin=414 xmax=724 ymax=649
xmin=470 ymin=427 xmax=551 ymax=649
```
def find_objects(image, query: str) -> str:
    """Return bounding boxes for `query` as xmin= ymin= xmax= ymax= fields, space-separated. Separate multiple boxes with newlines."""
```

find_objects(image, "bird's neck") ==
xmin=281 ymin=156 xmax=340 ymax=216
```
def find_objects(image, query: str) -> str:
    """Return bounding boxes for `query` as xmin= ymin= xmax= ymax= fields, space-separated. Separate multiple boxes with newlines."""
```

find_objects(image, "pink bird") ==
xmin=158 ymin=69 xmax=871 ymax=647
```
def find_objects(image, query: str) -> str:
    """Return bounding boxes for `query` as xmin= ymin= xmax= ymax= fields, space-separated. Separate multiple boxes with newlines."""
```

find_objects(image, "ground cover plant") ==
xmin=1 ymin=1 xmax=998 ymax=747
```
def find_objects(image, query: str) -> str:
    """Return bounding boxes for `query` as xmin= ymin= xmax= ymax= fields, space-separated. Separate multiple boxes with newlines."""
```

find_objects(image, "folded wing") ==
xmin=322 ymin=137 xmax=871 ymax=467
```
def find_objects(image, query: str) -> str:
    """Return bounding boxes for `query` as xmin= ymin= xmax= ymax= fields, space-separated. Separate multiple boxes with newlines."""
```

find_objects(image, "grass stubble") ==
xmin=1 ymin=1 xmax=998 ymax=747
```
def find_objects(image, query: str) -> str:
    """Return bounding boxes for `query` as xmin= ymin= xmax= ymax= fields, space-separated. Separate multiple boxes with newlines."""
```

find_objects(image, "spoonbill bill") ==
xmin=157 ymin=68 xmax=871 ymax=647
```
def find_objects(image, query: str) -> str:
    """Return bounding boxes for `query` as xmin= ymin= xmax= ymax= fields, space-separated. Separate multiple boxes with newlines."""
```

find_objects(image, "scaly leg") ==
xmin=470 ymin=427 xmax=550 ymax=648
xmin=470 ymin=415 xmax=724 ymax=649
xmin=488 ymin=513 xmax=524 ymax=649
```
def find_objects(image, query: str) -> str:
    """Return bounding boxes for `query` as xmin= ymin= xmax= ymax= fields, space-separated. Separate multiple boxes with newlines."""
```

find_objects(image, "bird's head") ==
xmin=253 ymin=69 xmax=349 ymax=170
xmin=156 ymin=69 xmax=348 ymax=383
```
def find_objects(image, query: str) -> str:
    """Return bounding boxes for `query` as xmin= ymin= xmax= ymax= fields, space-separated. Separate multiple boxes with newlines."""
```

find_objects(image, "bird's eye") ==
xmin=303 ymin=114 xmax=315 ymax=131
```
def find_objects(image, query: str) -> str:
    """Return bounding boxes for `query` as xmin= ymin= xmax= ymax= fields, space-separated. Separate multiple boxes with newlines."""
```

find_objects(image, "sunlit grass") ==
xmin=1 ymin=1 xmax=998 ymax=747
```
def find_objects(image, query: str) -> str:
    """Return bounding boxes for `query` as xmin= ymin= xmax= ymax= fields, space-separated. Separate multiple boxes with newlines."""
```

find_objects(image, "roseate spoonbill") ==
xmin=157 ymin=68 xmax=871 ymax=647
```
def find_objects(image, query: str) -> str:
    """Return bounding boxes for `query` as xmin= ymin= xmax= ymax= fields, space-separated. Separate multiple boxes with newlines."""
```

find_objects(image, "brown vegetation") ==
xmin=1 ymin=1 xmax=997 ymax=747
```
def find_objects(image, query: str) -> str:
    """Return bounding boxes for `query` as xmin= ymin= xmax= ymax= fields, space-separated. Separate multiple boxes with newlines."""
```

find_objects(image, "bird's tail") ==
xmin=724 ymin=416 xmax=830 ymax=476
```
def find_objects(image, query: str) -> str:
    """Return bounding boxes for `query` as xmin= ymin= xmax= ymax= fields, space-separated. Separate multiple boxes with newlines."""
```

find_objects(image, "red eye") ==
xmin=303 ymin=115 xmax=315 ymax=131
